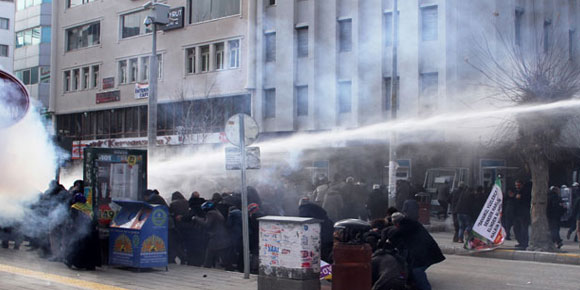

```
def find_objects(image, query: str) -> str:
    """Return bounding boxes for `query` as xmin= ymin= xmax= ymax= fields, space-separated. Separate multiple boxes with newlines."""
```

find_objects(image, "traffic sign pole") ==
xmin=239 ymin=114 xmax=250 ymax=279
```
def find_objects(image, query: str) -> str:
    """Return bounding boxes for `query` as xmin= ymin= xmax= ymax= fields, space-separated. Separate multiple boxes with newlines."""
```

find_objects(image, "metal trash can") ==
xmin=416 ymin=193 xmax=431 ymax=225
xmin=332 ymin=219 xmax=372 ymax=290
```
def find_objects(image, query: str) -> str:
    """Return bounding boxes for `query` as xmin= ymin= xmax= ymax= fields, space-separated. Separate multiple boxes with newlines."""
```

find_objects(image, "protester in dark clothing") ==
xmin=144 ymin=189 xmax=168 ymax=207
xmin=381 ymin=213 xmax=445 ymax=290
xmin=184 ymin=191 xmax=207 ymax=266
xmin=513 ymin=180 xmax=531 ymax=249
xmin=188 ymin=191 xmax=206 ymax=218
xmin=46 ymin=181 xmax=71 ymax=262
xmin=354 ymin=180 xmax=370 ymax=220
xmin=63 ymin=193 xmax=101 ymax=270
xmin=299 ymin=199 xmax=334 ymax=263
xmin=367 ymin=185 xmax=389 ymax=220
xmin=168 ymin=191 xmax=189 ymax=264
xmin=247 ymin=186 xmax=262 ymax=206
xmin=567 ymin=182 xmax=580 ymax=241
xmin=547 ymin=187 xmax=566 ymax=248
xmin=402 ymin=195 xmax=419 ymax=221
xmin=211 ymin=193 xmax=230 ymax=223
xmin=502 ymin=189 xmax=517 ymax=240
xmin=436 ymin=181 xmax=450 ymax=220
xmin=471 ymin=186 xmax=487 ymax=222
xmin=226 ymin=202 xmax=243 ymax=272
xmin=248 ymin=202 xmax=265 ymax=272
xmin=574 ymin=197 xmax=580 ymax=247
xmin=396 ymin=180 xmax=411 ymax=211
xmin=454 ymin=186 xmax=473 ymax=243
xmin=450 ymin=183 xmax=467 ymax=242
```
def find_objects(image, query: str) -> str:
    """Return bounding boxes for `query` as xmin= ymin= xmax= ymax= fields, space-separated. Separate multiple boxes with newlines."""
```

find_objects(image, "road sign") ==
xmin=225 ymin=147 xmax=261 ymax=170
xmin=225 ymin=114 xmax=259 ymax=147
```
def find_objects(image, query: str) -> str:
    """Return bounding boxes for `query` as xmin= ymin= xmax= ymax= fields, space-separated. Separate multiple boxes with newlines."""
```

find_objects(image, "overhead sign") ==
xmin=102 ymin=77 xmax=115 ymax=90
xmin=163 ymin=7 xmax=185 ymax=31
xmin=225 ymin=147 xmax=261 ymax=170
xmin=225 ymin=114 xmax=260 ymax=147
xmin=135 ymin=82 xmax=149 ymax=99
xmin=96 ymin=90 xmax=120 ymax=104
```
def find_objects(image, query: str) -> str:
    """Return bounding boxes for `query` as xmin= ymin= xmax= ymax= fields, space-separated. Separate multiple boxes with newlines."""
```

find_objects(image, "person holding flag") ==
xmin=465 ymin=177 xmax=506 ymax=250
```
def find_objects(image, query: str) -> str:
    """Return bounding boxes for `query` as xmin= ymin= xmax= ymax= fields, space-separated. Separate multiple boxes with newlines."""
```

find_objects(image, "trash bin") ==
xmin=416 ymin=193 xmax=431 ymax=225
xmin=108 ymin=200 xmax=168 ymax=270
xmin=332 ymin=219 xmax=372 ymax=290
xmin=257 ymin=216 xmax=322 ymax=290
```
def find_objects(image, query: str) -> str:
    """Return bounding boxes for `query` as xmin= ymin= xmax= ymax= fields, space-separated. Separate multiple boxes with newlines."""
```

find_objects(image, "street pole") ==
xmin=388 ymin=0 xmax=399 ymax=208
xmin=239 ymin=114 xmax=250 ymax=278
xmin=148 ymin=0 xmax=159 ymax=164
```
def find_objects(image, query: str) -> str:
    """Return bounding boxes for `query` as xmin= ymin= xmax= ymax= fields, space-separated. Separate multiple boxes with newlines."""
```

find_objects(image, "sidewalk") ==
xmin=425 ymin=218 xmax=580 ymax=266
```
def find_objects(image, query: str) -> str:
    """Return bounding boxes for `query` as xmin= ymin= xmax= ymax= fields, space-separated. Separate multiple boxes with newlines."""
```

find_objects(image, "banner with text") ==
xmin=465 ymin=179 xmax=505 ymax=251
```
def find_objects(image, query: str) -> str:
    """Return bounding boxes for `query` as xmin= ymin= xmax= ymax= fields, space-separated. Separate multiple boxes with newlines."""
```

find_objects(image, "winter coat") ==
xmin=402 ymin=199 xmax=419 ymax=221
xmin=436 ymin=183 xmax=450 ymax=202
xmin=170 ymin=192 xmax=190 ymax=217
xmin=383 ymin=218 xmax=445 ymax=269
xmin=454 ymin=189 xmax=472 ymax=215
xmin=367 ymin=189 xmax=389 ymax=220
xmin=547 ymin=191 xmax=565 ymax=226
xmin=503 ymin=194 xmax=517 ymax=220
xmin=194 ymin=209 xmax=231 ymax=250
xmin=396 ymin=181 xmax=411 ymax=210
xmin=323 ymin=190 xmax=344 ymax=222
xmin=450 ymin=187 xmax=465 ymax=214
xmin=299 ymin=203 xmax=334 ymax=263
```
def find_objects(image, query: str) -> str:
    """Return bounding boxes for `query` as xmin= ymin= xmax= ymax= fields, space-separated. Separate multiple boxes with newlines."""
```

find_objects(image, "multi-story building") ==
xmin=52 ymin=0 xmax=580 ymax=186
xmin=0 ymin=0 xmax=15 ymax=72
xmin=13 ymin=0 xmax=52 ymax=109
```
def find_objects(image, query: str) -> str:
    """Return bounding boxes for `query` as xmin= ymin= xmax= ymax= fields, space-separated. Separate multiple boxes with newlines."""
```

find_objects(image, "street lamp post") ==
xmin=388 ymin=0 xmax=399 ymax=208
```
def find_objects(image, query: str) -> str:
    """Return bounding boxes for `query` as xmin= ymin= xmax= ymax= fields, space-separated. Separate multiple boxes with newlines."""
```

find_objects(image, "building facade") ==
xmin=0 ymin=0 xmax=15 ymax=72
xmin=13 ymin=0 xmax=52 ymax=109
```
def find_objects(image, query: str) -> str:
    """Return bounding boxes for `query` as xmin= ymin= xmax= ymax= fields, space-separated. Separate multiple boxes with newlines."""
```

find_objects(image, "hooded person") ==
xmin=144 ymin=189 xmax=168 ymax=207
xmin=298 ymin=198 xmax=335 ymax=263
xmin=63 ymin=193 xmax=101 ymax=270
xmin=247 ymin=202 xmax=264 ymax=272
xmin=168 ymin=191 xmax=189 ymax=264
xmin=189 ymin=201 xmax=232 ymax=270
xmin=381 ymin=212 xmax=445 ymax=290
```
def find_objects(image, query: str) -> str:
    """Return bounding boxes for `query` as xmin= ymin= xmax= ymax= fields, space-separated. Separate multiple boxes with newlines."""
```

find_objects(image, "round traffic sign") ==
xmin=0 ymin=70 xmax=30 ymax=128
xmin=225 ymin=114 xmax=259 ymax=147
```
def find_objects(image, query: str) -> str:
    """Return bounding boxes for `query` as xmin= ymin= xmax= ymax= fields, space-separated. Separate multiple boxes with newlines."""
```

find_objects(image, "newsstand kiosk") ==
xmin=108 ymin=200 xmax=168 ymax=270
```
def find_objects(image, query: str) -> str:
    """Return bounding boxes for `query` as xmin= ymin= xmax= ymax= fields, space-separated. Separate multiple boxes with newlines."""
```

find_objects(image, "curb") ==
xmin=439 ymin=245 xmax=580 ymax=266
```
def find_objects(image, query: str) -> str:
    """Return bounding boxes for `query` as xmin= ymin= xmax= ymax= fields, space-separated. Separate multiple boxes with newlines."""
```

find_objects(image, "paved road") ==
xmin=1 ymin=248 xmax=578 ymax=289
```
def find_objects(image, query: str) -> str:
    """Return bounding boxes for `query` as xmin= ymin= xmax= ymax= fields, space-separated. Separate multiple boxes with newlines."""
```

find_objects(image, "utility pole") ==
xmin=147 ymin=0 xmax=159 ymax=163
xmin=388 ymin=0 xmax=399 ymax=208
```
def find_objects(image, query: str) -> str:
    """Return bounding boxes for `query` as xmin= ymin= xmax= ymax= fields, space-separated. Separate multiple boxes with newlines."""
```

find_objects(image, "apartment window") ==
xmin=383 ymin=76 xmax=400 ymax=110
xmin=515 ymin=8 xmax=524 ymax=46
xmin=156 ymin=54 xmax=163 ymax=79
xmin=188 ymin=0 xmax=241 ymax=24
xmin=82 ymin=67 xmax=90 ymax=90
xmin=421 ymin=6 xmax=438 ymax=41
xmin=420 ymin=72 xmax=438 ymax=109
xmin=91 ymin=65 xmax=99 ymax=88
xmin=544 ymin=19 xmax=552 ymax=53
xmin=0 ymin=18 xmax=8 ymax=30
xmin=297 ymin=27 xmax=308 ymax=57
xmin=66 ymin=21 xmax=100 ymax=51
xmin=215 ymin=42 xmax=225 ymax=70
xmin=16 ymin=67 xmax=39 ymax=85
xmin=264 ymin=89 xmax=276 ymax=118
xmin=228 ymin=39 xmax=240 ymax=68
xmin=17 ymin=0 xmax=43 ymax=11
xmin=141 ymin=56 xmax=149 ymax=81
xmin=64 ymin=71 xmax=71 ymax=92
xmin=129 ymin=58 xmax=138 ymax=83
xmin=0 ymin=44 xmax=7 ymax=57
xmin=186 ymin=47 xmax=196 ymax=74
xmin=338 ymin=19 xmax=352 ymax=52
xmin=296 ymin=85 xmax=308 ymax=116
xmin=40 ymin=67 xmax=50 ymax=83
xmin=121 ymin=10 xmax=152 ymax=39
xmin=118 ymin=60 xmax=127 ymax=84
xmin=67 ymin=0 xmax=96 ymax=8
xmin=338 ymin=81 xmax=352 ymax=113
xmin=16 ymin=26 xmax=42 ymax=48
xmin=201 ymin=45 xmax=210 ymax=72
xmin=72 ymin=69 xmax=80 ymax=90
xmin=265 ymin=32 xmax=276 ymax=62
xmin=268 ymin=0 xmax=276 ymax=6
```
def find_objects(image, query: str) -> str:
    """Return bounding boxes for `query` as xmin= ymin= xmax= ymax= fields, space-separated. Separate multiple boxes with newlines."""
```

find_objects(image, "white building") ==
xmin=0 ymin=0 xmax=15 ymax=72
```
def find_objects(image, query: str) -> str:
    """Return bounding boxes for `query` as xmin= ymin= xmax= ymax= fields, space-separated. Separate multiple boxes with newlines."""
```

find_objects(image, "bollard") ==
xmin=416 ymin=193 xmax=431 ymax=225
xmin=332 ymin=219 xmax=372 ymax=290
xmin=257 ymin=216 xmax=322 ymax=290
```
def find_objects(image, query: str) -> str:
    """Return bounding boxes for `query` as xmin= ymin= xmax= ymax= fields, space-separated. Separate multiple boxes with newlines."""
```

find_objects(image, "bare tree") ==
xmin=467 ymin=15 xmax=580 ymax=251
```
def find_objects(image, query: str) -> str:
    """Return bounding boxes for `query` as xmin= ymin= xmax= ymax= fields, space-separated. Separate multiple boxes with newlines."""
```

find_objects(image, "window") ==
xmin=40 ymin=67 xmax=50 ymax=83
xmin=420 ymin=72 xmax=438 ymax=109
xmin=215 ymin=42 xmax=224 ymax=70
xmin=82 ymin=67 xmax=89 ymax=89
xmin=338 ymin=19 xmax=352 ymax=52
xmin=338 ymin=81 xmax=352 ymax=113
xmin=265 ymin=32 xmax=276 ymax=62
xmin=188 ymin=0 xmax=241 ymax=24
xmin=0 ymin=18 xmax=8 ymax=30
xmin=296 ymin=85 xmax=308 ymax=116
xmin=17 ymin=0 xmax=44 ymax=11
xmin=66 ymin=21 xmax=100 ymax=51
xmin=129 ymin=58 xmax=138 ymax=83
xmin=383 ymin=76 xmax=400 ymax=110
xmin=186 ymin=47 xmax=196 ymax=74
xmin=421 ymin=6 xmax=438 ymax=41
xmin=0 ymin=44 xmax=7 ymax=57
xmin=201 ymin=45 xmax=210 ymax=72
xmin=264 ymin=89 xmax=276 ymax=118
xmin=72 ymin=69 xmax=80 ymax=90
xmin=91 ymin=65 xmax=99 ymax=88
xmin=67 ymin=0 xmax=95 ymax=8
xmin=141 ymin=56 xmax=149 ymax=81
xmin=383 ymin=12 xmax=399 ymax=47
xmin=544 ymin=18 xmax=552 ymax=53
xmin=297 ymin=27 xmax=308 ymax=57
xmin=14 ymin=67 xmax=41 ymax=85
xmin=268 ymin=0 xmax=276 ymax=5
xmin=15 ymin=26 xmax=43 ymax=48
xmin=515 ymin=8 xmax=524 ymax=46
xmin=228 ymin=39 xmax=240 ymax=68
xmin=64 ymin=71 xmax=71 ymax=92
xmin=118 ymin=60 xmax=127 ymax=84
xmin=121 ymin=10 xmax=152 ymax=39
xmin=570 ymin=29 xmax=576 ymax=60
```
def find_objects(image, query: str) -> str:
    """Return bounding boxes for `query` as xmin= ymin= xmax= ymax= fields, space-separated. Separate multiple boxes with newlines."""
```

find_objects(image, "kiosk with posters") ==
xmin=108 ymin=200 xmax=168 ymax=270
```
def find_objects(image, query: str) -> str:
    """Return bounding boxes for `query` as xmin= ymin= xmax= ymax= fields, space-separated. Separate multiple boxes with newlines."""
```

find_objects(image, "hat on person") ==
xmin=391 ymin=212 xmax=405 ymax=224
xmin=248 ymin=203 xmax=260 ymax=215
xmin=573 ymin=182 xmax=579 ymax=187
